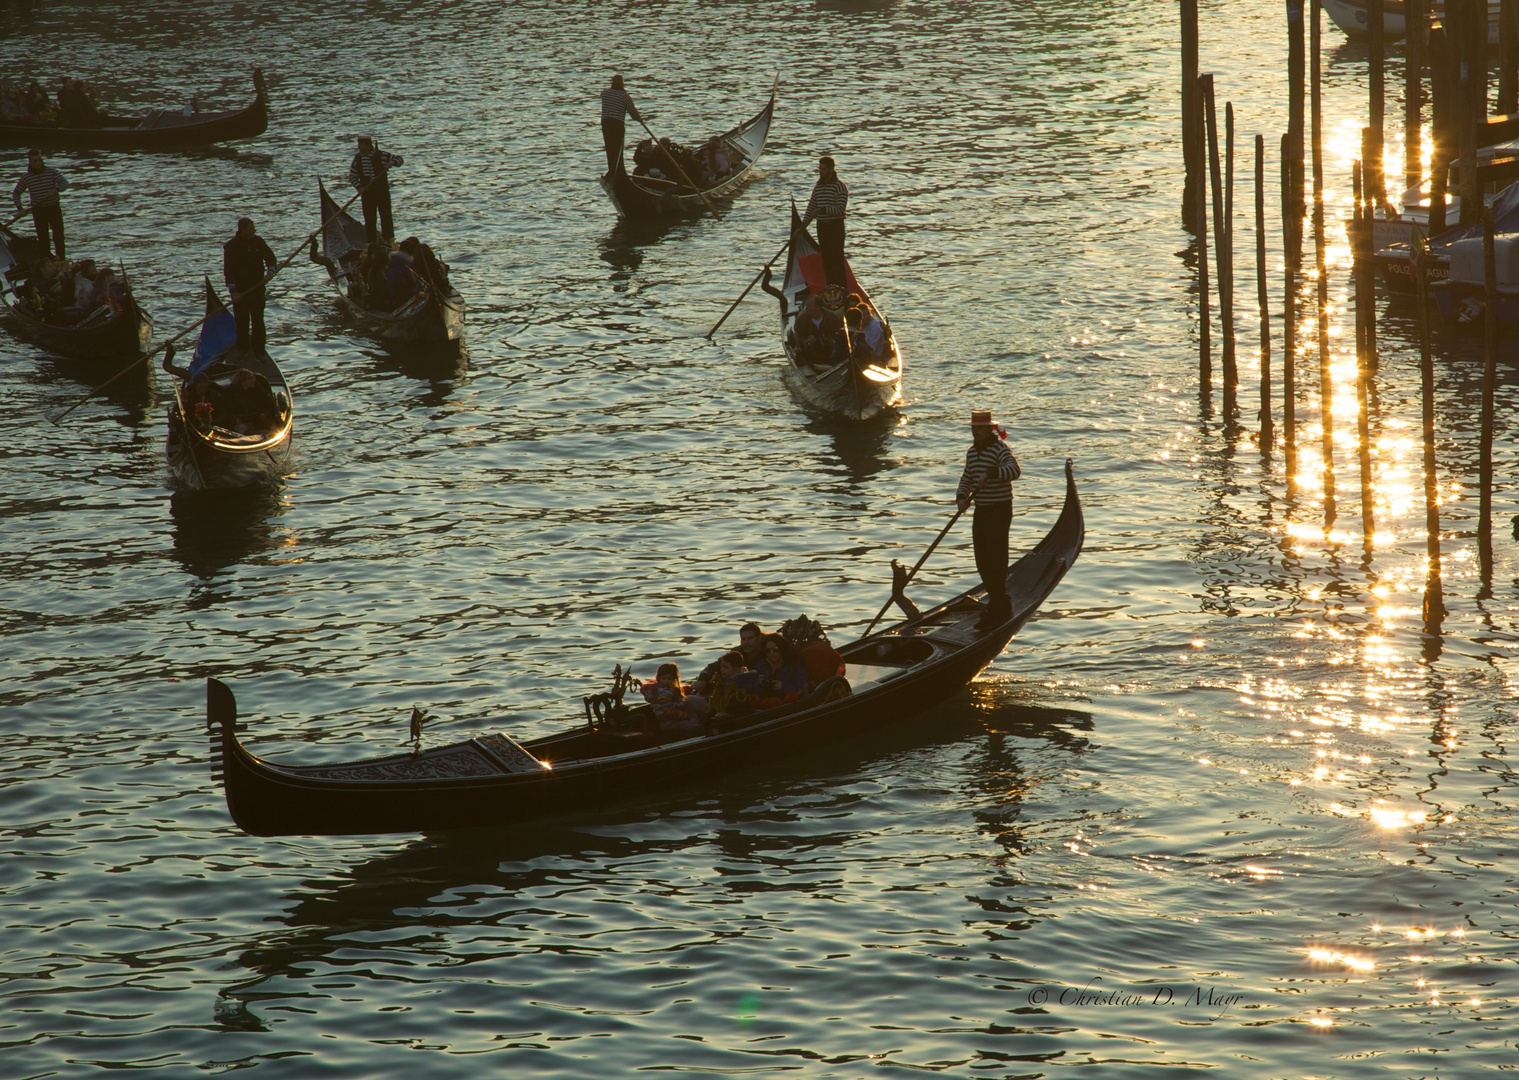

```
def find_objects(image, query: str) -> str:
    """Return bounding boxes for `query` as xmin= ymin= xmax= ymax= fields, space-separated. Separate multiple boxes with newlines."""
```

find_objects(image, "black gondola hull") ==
xmin=0 ymin=72 xmax=268 ymax=149
xmin=210 ymin=463 xmax=1083 ymax=836
xmin=598 ymin=83 xmax=775 ymax=221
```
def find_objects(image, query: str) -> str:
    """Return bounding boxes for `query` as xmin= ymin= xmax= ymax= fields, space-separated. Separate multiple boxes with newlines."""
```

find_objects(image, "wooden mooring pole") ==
xmin=1288 ymin=0 xmax=1307 ymax=261
xmin=1502 ymin=0 xmax=1519 ymax=114
xmin=1459 ymin=0 xmax=1482 ymax=225
xmin=1182 ymin=0 xmax=1203 ymax=230
xmin=1429 ymin=23 xmax=1452 ymax=235
xmin=1353 ymin=157 xmax=1377 ymax=547
xmin=1406 ymin=0 xmax=1426 ymax=194
xmin=1280 ymin=133 xmax=1298 ymax=477
xmin=1257 ymin=133 xmax=1273 ymax=450
xmin=1312 ymin=0 xmax=1337 ymax=524
xmin=1369 ymin=0 xmax=1387 ymax=212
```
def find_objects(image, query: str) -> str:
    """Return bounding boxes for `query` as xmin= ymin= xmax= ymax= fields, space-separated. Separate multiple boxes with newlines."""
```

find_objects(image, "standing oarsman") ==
xmin=599 ymin=74 xmax=642 ymax=173
xmin=348 ymin=135 xmax=404 ymax=242
xmin=222 ymin=217 xmax=278 ymax=354
xmin=799 ymin=155 xmax=849 ymax=289
xmin=956 ymin=409 xmax=1022 ymax=628
xmin=12 ymin=149 xmax=68 ymax=259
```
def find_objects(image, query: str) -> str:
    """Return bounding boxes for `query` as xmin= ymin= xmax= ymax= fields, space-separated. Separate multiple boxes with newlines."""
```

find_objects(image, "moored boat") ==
xmin=310 ymin=180 xmax=464 ymax=345
xmin=208 ymin=461 xmax=1084 ymax=836
xmin=599 ymin=80 xmax=775 ymax=221
xmin=0 ymin=71 xmax=268 ymax=149
xmin=163 ymin=279 xmax=293 ymax=490
xmin=769 ymin=206 xmax=902 ymax=421
xmin=1322 ymin=0 xmax=1499 ymax=42
xmin=0 ymin=224 xmax=152 ymax=360
xmin=1375 ymin=175 xmax=1519 ymax=293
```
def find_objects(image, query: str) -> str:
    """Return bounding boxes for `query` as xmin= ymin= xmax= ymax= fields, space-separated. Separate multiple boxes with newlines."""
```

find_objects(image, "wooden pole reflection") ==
xmin=1411 ymin=245 xmax=1446 ymax=629
xmin=1311 ymin=0 xmax=1336 ymax=525
xmin=1257 ymin=133 xmax=1274 ymax=451
xmin=1280 ymin=134 xmax=1298 ymax=483
xmin=1479 ymin=209 xmax=1499 ymax=591
xmin=1353 ymin=157 xmax=1376 ymax=553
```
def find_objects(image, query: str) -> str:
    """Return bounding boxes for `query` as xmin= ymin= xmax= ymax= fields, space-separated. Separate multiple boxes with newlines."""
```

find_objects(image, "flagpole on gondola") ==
xmin=47 ymin=178 xmax=377 ymax=426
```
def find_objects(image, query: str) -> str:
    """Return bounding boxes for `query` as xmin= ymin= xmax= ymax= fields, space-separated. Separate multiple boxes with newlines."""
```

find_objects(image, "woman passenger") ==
xmin=756 ymin=634 xmax=808 ymax=703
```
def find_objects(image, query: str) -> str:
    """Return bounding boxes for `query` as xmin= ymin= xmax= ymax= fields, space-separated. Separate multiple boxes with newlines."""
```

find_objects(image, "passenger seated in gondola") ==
xmin=755 ymin=634 xmax=809 ymax=708
xmin=641 ymin=663 xmax=708 ymax=735
xmin=181 ymin=372 xmax=224 ymax=432
xmin=56 ymin=78 xmax=102 ymax=127
xmin=26 ymin=81 xmax=55 ymax=122
xmin=706 ymin=651 xmax=762 ymax=718
xmin=224 ymin=368 xmax=280 ymax=436
xmin=631 ymin=138 xmax=657 ymax=177
xmin=700 ymin=136 xmax=731 ymax=184
xmin=792 ymin=292 xmax=841 ymax=364
xmin=385 ymin=244 xmax=421 ymax=306
xmin=855 ymin=296 xmax=888 ymax=356
xmin=96 ymin=267 xmax=125 ymax=313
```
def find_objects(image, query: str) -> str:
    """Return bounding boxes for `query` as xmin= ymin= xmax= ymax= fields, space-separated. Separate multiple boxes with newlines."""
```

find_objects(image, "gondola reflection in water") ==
xmin=164 ymin=279 xmax=293 ymax=490
xmin=208 ymin=461 xmax=1083 ymax=836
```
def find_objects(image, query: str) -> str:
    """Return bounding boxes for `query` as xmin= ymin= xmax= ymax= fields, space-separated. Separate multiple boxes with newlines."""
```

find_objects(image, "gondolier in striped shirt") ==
xmin=12 ymin=150 xmax=68 ymax=259
xmin=956 ymin=409 xmax=1022 ymax=628
xmin=799 ymin=156 xmax=849 ymax=289
xmin=600 ymin=74 xmax=643 ymax=173
xmin=347 ymin=136 xmax=404 ymax=243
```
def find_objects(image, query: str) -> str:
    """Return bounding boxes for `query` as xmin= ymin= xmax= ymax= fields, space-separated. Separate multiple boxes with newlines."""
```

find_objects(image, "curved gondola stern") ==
xmin=207 ymin=677 xmax=285 ymax=837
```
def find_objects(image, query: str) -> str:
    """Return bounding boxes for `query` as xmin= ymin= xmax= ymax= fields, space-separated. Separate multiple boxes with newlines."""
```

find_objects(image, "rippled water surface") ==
xmin=2 ymin=1 xmax=1517 ymax=1076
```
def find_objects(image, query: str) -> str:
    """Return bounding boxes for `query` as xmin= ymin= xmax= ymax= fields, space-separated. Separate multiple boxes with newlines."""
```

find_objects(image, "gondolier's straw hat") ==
xmin=970 ymin=410 xmax=993 ymax=425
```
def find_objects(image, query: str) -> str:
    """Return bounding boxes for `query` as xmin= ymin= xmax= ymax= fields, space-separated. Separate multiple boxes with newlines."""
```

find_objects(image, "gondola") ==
xmin=208 ymin=460 xmax=1084 ymax=837
xmin=0 ymin=224 xmax=152 ymax=360
xmin=0 ymin=71 xmax=268 ymax=149
xmin=771 ymin=206 xmax=902 ymax=420
xmin=599 ymin=79 xmax=775 ymax=221
xmin=309 ymin=180 xmax=464 ymax=345
xmin=163 ymin=279 xmax=293 ymax=490
xmin=1322 ymin=0 xmax=1499 ymax=42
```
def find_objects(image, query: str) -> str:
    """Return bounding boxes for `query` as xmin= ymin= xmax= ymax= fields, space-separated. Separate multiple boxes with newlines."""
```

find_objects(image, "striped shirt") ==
xmin=600 ymin=87 xmax=637 ymax=121
xmin=12 ymin=167 xmax=67 ymax=211
xmin=348 ymin=150 xmax=404 ymax=189
xmin=801 ymin=177 xmax=848 ymax=225
xmin=957 ymin=439 xmax=1021 ymax=504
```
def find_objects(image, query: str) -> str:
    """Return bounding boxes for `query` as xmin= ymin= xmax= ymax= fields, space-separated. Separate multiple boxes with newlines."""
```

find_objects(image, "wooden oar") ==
xmin=861 ymin=475 xmax=986 ymax=638
xmin=706 ymin=232 xmax=792 ymax=339
xmin=635 ymin=118 xmax=721 ymax=220
xmin=47 ymin=179 xmax=377 ymax=426
xmin=5 ymin=206 xmax=34 ymax=228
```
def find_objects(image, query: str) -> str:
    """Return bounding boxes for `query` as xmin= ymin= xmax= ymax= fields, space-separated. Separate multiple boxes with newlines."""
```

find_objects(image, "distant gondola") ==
xmin=599 ymin=80 xmax=775 ymax=221
xmin=0 ymin=224 xmax=152 ymax=360
xmin=0 ymin=71 xmax=268 ymax=150
xmin=770 ymin=207 xmax=902 ymax=421
xmin=208 ymin=460 xmax=1083 ymax=837
xmin=308 ymin=180 xmax=464 ymax=345
xmin=163 ymin=279 xmax=293 ymax=490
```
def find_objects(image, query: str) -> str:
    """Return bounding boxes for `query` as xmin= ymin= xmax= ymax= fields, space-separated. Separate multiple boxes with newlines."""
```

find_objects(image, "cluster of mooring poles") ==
xmin=1179 ymin=0 xmax=1514 ymax=630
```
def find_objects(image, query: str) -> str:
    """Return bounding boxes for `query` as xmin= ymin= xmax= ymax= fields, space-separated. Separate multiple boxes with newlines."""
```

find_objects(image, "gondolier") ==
xmin=12 ymin=150 xmax=68 ymax=259
xmin=599 ymin=74 xmax=643 ymax=173
xmin=222 ymin=217 xmax=277 ymax=353
xmin=956 ymin=409 xmax=1022 ymax=628
xmin=347 ymin=135 xmax=403 ymax=242
xmin=800 ymin=155 xmax=848 ymax=289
